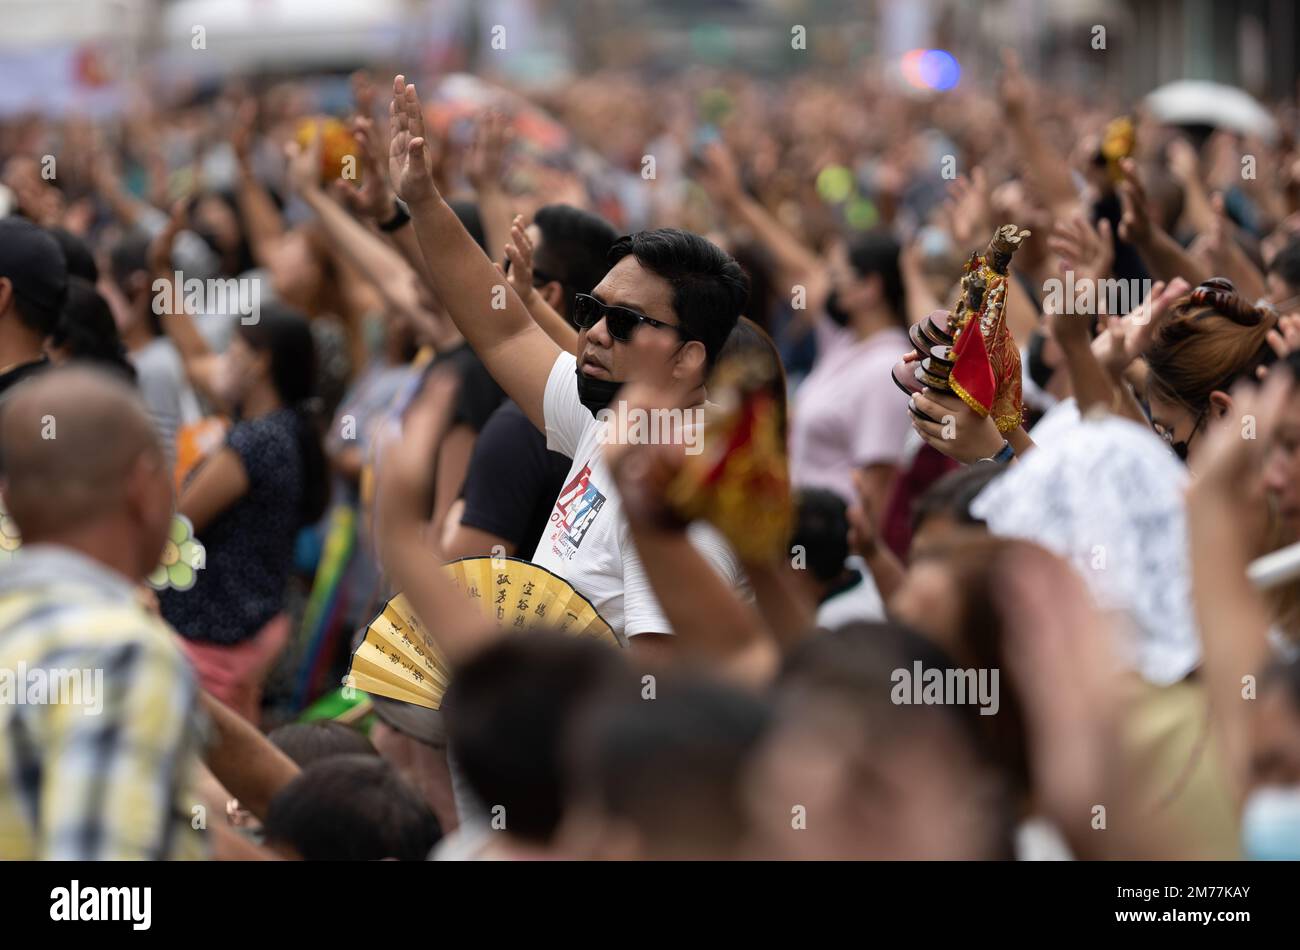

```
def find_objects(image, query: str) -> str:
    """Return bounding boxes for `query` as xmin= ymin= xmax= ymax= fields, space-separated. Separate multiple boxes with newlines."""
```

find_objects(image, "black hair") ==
xmin=237 ymin=305 xmax=328 ymax=526
xmin=268 ymin=720 xmax=378 ymax=769
xmin=51 ymin=277 xmax=136 ymax=383
xmin=1 ymin=220 xmax=67 ymax=336
xmin=847 ymin=231 xmax=907 ymax=327
xmin=568 ymin=673 xmax=770 ymax=857
xmin=532 ymin=204 xmax=618 ymax=322
xmin=606 ymin=228 xmax=750 ymax=367
xmin=49 ymin=228 xmax=99 ymax=284
xmin=1270 ymin=235 xmax=1300 ymax=297
xmin=791 ymin=488 xmax=850 ymax=584
xmin=729 ymin=240 xmax=778 ymax=333
xmin=910 ymin=462 xmax=1004 ymax=535
xmin=108 ymin=232 xmax=162 ymax=336
xmin=441 ymin=635 xmax=627 ymax=844
xmin=262 ymin=755 xmax=440 ymax=861
xmin=716 ymin=316 xmax=788 ymax=440
xmin=449 ymin=199 xmax=488 ymax=254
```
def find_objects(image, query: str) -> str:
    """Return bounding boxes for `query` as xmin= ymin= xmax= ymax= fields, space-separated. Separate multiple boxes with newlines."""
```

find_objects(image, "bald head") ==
xmin=1 ymin=367 xmax=165 ymax=541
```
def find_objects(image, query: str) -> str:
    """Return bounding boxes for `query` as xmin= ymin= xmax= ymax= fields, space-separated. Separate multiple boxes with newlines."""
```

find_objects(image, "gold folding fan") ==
xmin=346 ymin=556 xmax=624 ymax=710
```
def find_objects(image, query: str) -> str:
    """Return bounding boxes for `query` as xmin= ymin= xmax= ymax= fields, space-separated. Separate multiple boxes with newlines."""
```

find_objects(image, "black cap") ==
xmin=0 ymin=217 xmax=68 ymax=335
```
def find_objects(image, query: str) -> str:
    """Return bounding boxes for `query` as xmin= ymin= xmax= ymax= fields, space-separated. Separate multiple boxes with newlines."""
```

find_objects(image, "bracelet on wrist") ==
xmin=378 ymin=198 xmax=411 ymax=232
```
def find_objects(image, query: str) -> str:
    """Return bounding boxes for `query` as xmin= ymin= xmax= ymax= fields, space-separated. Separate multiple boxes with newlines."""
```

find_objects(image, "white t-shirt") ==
xmin=130 ymin=337 xmax=201 ymax=468
xmin=530 ymin=352 xmax=747 ymax=638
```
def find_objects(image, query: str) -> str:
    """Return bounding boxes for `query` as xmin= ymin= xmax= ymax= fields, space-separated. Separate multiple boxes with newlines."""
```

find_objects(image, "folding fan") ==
xmin=346 ymin=556 xmax=624 ymax=709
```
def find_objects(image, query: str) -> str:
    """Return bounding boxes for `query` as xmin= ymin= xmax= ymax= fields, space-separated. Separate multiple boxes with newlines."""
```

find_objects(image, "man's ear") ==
xmin=0 ymin=276 xmax=13 ymax=317
xmin=539 ymin=280 xmax=565 ymax=312
xmin=671 ymin=339 xmax=708 ymax=384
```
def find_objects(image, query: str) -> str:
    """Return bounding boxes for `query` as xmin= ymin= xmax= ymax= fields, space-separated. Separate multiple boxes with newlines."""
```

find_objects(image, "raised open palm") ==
xmin=388 ymin=75 xmax=438 ymax=206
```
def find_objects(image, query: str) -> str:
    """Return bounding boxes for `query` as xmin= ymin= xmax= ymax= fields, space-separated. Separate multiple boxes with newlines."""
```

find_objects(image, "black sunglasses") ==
xmin=571 ymin=292 xmax=689 ymax=343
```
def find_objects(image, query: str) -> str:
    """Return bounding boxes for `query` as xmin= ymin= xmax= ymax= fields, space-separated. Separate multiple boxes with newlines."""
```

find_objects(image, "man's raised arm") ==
xmin=389 ymin=75 xmax=560 ymax=430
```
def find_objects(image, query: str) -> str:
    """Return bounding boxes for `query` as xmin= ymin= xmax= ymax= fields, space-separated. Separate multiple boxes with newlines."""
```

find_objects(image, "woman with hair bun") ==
xmin=1144 ymin=278 xmax=1279 ymax=467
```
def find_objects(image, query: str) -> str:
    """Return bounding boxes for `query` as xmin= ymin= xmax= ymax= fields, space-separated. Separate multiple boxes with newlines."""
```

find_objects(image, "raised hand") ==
xmin=388 ymin=75 xmax=438 ymax=208
xmin=997 ymin=48 xmax=1031 ymax=120
xmin=1116 ymin=158 xmax=1152 ymax=246
xmin=944 ymin=166 xmax=992 ymax=248
xmin=496 ymin=214 xmax=537 ymax=305
xmin=333 ymin=116 xmax=396 ymax=221
xmin=147 ymin=199 xmax=189 ymax=276
xmin=1048 ymin=211 xmax=1114 ymax=286
xmin=1091 ymin=277 xmax=1188 ymax=378
xmin=465 ymin=110 xmax=512 ymax=194
xmin=283 ymin=121 xmax=323 ymax=196
xmin=230 ymin=98 xmax=258 ymax=170
xmin=695 ymin=142 xmax=744 ymax=206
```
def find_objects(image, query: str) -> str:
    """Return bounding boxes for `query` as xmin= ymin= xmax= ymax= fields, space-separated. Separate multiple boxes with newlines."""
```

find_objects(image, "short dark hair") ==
xmin=268 ymin=720 xmax=377 ymax=769
xmin=791 ymin=488 xmax=850 ymax=583
xmin=1270 ymin=235 xmax=1300 ymax=297
xmin=49 ymin=229 xmax=98 ymax=284
xmin=910 ymin=462 xmax=1004 ymax=535
xmin=607 ymin=228 xmax=749 ymax=367
xmin=847 ymin=231 xmax=906 ymax=325
xmin=0 ymin=218 xmax=67 ymax=336
xmin=568 ymin=673 xmax=770 ymax=857
xmin=52 ymin=277 xmax=136 ymax=383
xmin=262 ymin=755 xmax=440 ymax=860
xmin=441 ymin=635 xmax=626 ymax=844
xmin=532 ymin=204 xmax=618 ymax=322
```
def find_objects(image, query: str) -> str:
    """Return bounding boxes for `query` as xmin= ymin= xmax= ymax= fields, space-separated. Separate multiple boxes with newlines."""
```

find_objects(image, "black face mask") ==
xmin=575 ymin=363 xmax=624 ymax=416
xmin=824 ymin=288 xmax=851 ymax=327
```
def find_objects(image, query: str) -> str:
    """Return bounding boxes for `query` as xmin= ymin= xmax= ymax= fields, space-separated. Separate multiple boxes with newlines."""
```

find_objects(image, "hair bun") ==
xmin=1190 ymin=277 xmax=1268 ymax=326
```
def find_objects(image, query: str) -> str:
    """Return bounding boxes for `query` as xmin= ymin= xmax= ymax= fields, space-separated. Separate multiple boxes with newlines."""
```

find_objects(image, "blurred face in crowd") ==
xmin=192 ymin=195 xmax=242 ymax=263
xmin=1262 ymin=387 xmax=1300 ymax=532
xmin=271 ymin=229 xmax=325 ymax=311
xmin=743 ymin=696 xmax=1005 ymax=859
xmin=1251 ymin=682 xmax=1300 ymax=788
xmin=215 ymin=333 xmax=270 ymax=408
xmin=826 ymin=241 xmax=883 ymax=321
xmin=579 ymin=255 xmax=702 ymax=389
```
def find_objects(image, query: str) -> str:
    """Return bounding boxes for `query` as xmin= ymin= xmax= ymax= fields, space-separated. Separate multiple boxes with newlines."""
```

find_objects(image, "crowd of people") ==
xmin=2 ymin=44 xmax=1300 ymax=861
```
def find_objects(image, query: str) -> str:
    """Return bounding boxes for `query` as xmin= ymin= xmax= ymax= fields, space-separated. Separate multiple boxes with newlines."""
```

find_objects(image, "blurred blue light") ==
xmin=918 ymin=50 xmax=961 ymax=91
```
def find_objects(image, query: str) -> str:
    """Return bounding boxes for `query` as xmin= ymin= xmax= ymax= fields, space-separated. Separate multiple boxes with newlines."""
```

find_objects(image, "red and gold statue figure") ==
xmin=891 ymin=224 xmax=1030 ymax=434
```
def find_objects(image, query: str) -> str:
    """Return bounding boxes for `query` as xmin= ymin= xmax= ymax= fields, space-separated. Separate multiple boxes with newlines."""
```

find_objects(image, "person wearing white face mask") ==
xmin=1187 ymin=359 xmax=1300 ymax=860
xmin=1240 ymin=659 xmax=1300 ymax=860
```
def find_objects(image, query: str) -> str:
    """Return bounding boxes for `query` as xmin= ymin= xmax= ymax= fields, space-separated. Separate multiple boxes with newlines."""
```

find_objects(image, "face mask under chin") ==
xmin=575 ymin=364 xmax=625 ymax=416
xmin=824 ymin=288 xmax=851 ymax=328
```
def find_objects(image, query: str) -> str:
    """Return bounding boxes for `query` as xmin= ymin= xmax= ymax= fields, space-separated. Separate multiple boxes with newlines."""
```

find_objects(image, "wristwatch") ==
xmin=978 ymin=439 xmax=1015 ymax=464
xmin=378 ymin=198 xmax=411 ymax=232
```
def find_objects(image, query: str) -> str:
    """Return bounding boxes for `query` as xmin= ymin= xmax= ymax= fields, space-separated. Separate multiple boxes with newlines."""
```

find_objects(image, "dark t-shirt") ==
xmin=459 ymin=400 xmax=572 ymax=555
xmin=160 ymin=407 xmax=304 ymax=645
xmin=0 ymin=356 xmax=48 ymax=399
xmin=428 ymin=343 xmax=505 ymax=434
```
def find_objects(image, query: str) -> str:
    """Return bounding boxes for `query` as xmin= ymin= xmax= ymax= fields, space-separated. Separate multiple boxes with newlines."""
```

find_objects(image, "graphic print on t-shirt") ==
xmin=548 ymin=461 xmax=606 ymax=559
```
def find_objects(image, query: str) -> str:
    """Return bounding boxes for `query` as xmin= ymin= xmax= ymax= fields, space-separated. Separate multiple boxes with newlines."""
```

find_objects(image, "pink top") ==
xmin=789 ymin=321 xmax=912 ymax=504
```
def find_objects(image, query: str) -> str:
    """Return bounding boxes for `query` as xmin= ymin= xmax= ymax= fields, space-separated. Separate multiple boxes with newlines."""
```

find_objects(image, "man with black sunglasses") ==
xmin=390 ymin=76 xmax=750 ymax=657
xmin=445 ymin=204 xmax=618 ymax=562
